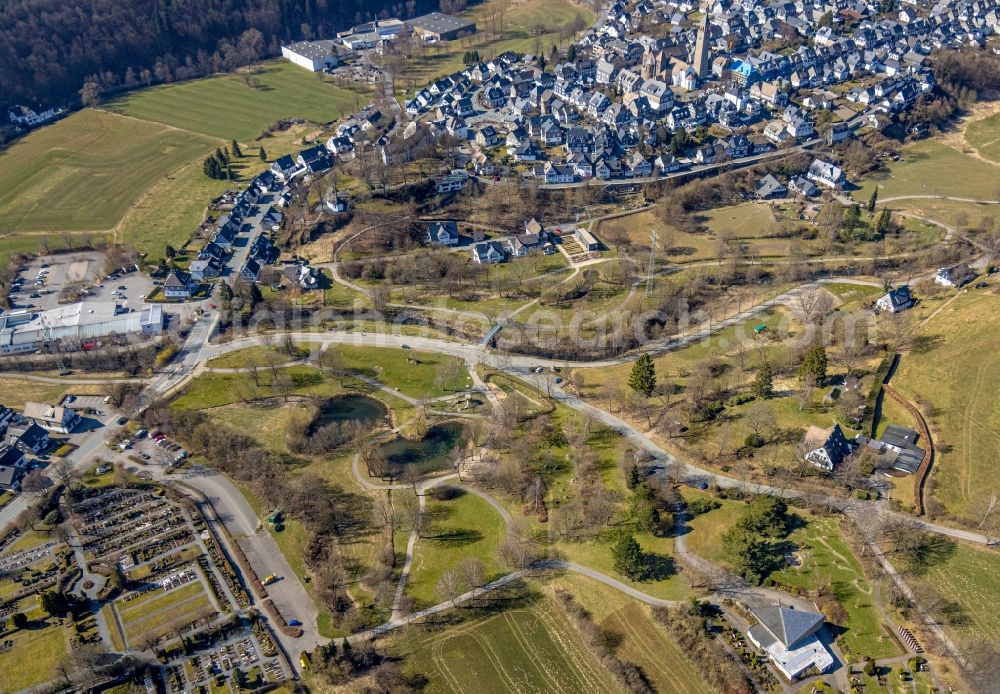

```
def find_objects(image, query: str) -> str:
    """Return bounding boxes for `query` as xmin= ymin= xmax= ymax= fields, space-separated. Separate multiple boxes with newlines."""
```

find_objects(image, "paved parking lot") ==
xmin=8 ymin=251 xmax=154 ymax=313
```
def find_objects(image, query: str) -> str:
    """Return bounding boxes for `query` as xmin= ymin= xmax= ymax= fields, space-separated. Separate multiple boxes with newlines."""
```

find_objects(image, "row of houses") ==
xmin=387 ymin=0 xmax=1000 ymax=189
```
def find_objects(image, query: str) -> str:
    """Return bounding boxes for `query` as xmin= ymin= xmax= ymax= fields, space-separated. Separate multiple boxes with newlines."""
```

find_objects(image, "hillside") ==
xmin=0 ymin=0 xmax=436 ymax=113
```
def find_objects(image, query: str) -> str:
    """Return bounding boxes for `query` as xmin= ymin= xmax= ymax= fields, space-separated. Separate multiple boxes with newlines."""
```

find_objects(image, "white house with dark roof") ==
xmin=22 ymin=402 xmax=79 ymax=434
xmin=747 ymin=606 xmax=833 ymax=680
xmin=163 ymin=270 xmax=193 ymax=300
xmin=876 ymin=285 xmax=913 ymax=313
xmin=426 ymin=221 xmax=460 ymax=246
xmin=806 ymin=159 xmax=847 ymax=189
xmin=803 ymin=423 xmax=853 ymax=470
xmin=471 ymin=241 xmax=506 ymax=264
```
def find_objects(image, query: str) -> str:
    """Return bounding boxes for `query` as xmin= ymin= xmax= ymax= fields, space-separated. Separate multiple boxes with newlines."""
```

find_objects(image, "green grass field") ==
xmin=406 ymin=491 xmax=507 ymax=608
xmin=857 ymin=140 xmax=1000 ymax=201
xmin=119 ymin=580 xmax=215 ymax=644
xmin=0 ymin=620 xmax=68 ymax=692
xmin=892 ymin=293 xmax=1000 ymax=519
xmin=555 ymin=574 xmax=713 ymax=694
xmin=105 ymin=61 xmax=367 ymax=141
xmin=397 ymin=591 xmax=620 ymax=693
xmin=0 ymin=109 xmax=217 ymax=235
xmin=965 ymin=112 xmax=1000 ymax=163
xmin=921 ymin=542 xmax=1000 ymax=650
xmin=335 ymin=345 xmax=472 ymax=399
xmin=771 ymin=518 xmax=901 ymax=661
xmin=555 ymin=531 xmax=691 ymax=601
xmin=395 ymin=0 xmax=595 ymax=91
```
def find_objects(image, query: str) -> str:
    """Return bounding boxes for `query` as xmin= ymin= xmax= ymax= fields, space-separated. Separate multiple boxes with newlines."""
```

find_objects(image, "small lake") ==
xmin=313 ymin=395 xmax=388 ymax=428
xmin=380 ymin=422 xmax=465 ymax=476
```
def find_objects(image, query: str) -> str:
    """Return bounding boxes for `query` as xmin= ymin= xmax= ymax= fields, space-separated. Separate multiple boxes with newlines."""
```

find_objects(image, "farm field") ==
xmin=891 ymin=292 xmax=1000 ymax=519
xmin=405 ymin=490 xmax=507 ymax=608
xmin=0 ymin=109 xmax=217 ymax=235
xmin=105 ymin=61 xmax=367 ymax=141
xmin=920 ymin=542 xmax=1000 ymax=650
xmin=554 ymin=573 xmax=713 ymax=694
xmin=396 ymin=589 xmax=621 ymax=693
xmin=0 ymin=621 xmax=68 ymax=692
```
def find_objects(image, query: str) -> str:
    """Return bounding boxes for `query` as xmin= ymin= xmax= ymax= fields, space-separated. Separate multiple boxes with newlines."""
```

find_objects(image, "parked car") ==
xmin=288 ymin=619 xmax=302 ymax=627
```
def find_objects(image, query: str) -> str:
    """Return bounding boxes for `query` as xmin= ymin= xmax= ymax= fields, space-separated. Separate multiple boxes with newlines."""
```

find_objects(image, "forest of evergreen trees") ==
xmin=0 ymin=0 xmax=438 ymax=113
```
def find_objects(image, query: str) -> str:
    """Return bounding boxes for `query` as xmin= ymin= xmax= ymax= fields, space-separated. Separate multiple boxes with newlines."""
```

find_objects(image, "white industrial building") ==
xmin=281 ymin=41 xmax=339 ymax=71
xmin=0 ymin=302 xmax=164 ymax=354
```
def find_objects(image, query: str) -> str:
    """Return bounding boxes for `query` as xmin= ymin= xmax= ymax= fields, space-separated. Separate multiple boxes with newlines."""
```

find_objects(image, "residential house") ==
xmin=0 ymin=449 xmax=27 ymax=491
xmin=803 ymin=424 xmax=853 ymax=471
xmin=297 ymin=145 xmax=333 ymax=173
xmin=270 ymin=155 xmax=299 ymax=181
xmin=163 ymin=270 xmax=193 ymax=300
xmin=934 ymin=263 xmax=976 ymax=288
xmin=241 ymin=258 xmax=261 ymax=283
xmin=426 ymin=221 xmax=460 ymax=246
xmin=6 ymin=423 xmax=49 ymax=454
xmin=22 ymin=402 xmax=80 ymax=434
xmin=283 ymin=264 xmax=319 ymax=291
xmin=537 ymin=162 xmax=575 ymax=184
xmin=876 ymin=286 xmax=913 ymax=313
xmin=189 ymin=258 xmax=222 ymax=282
xmin=747 ymin=606 xmax=834 ymax=680
xmin=788 ymin=175 xmax=819 ymax=197
xmin=806 ymin=159 xmax=847 ymax=189
xmin=471 ymin=241 xmax=506 ymax=264
xmin=475 ymin=126 xmax=500 ymax=148
xmin=756 ymin=174 xmax=787 ymax=199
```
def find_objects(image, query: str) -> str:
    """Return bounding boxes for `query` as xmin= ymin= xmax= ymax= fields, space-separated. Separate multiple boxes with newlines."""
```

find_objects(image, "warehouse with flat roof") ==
xmin=0 ymin=302 xmax=164 ymax=354
xmin=407 ymin=12 xmax=476 ymax=41
xmin=281 ymin=40 xmax=340 ymax=71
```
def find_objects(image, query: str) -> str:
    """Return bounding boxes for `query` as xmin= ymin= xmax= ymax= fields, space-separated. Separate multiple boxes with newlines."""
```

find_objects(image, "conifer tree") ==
xmin=628 ymin=353 xmax=656 ymax=396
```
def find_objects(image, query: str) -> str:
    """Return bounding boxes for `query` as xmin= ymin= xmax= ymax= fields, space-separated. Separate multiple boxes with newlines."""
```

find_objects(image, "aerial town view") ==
xmin=1 ymin=0 xmax=999 ymax=692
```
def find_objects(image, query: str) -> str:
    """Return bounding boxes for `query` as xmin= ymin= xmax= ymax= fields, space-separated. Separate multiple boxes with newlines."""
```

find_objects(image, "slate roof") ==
xmin=750 ymin=606 xmax=825 ymax=649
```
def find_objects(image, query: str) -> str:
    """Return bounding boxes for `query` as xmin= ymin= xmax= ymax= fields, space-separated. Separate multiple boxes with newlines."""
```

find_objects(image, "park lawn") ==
xmin=596 ymin=208 xmax=718 ymax=263
xmin=171 ymin=365 xmax=332 ymax=409
xmin=333 ymin=345 xmax=472 ymax=399
xmin=394 ymin=0 xmax=594 ymax=92
xmin=205 ymin=345 xmax=292 ymax=369
xmin=964 ymin=112 xmax=1000 ymax=163
xmin=555 ymin=531 xmax=692 ymax=602
xmin=680 ymin=490 xmax=746 ymax=565
xmin=405 ymin=491 xmax=507 ymax=609
xmin=920 ymin=542 xmax=1000 ymax=651
xmin=823 ymin=282 xmax=882 ymax=307
xmin=105 ymin=61 xmax=368 ymax=141
xmin=0 ymin=620 xmax=68 ymax=692
xmin=891 ymin=292 xmax=1000 ymax=519
xmin=856 ymin=140 xmax=1000 ymax=201
xmin=771 ymin=517 xmax=901 ymax=661
xmin=554 ymin=573 xmax=715 ymax=694
xmin=700 ymin=201 xmax=781 ymax=239
xmin=0 ymin=109 xmax=219 ymax=234
xmin=394 ymin=590 xmax=620 ymax=694
xmin=205 ymin=405 xmax=299 ymax=454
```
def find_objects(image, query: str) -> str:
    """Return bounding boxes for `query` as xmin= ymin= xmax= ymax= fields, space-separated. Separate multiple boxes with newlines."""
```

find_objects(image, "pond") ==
xmin=313 ymin=395 xmax=388 ymax=428
xmin=380 ymin=422 xmax=466 ymax=476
